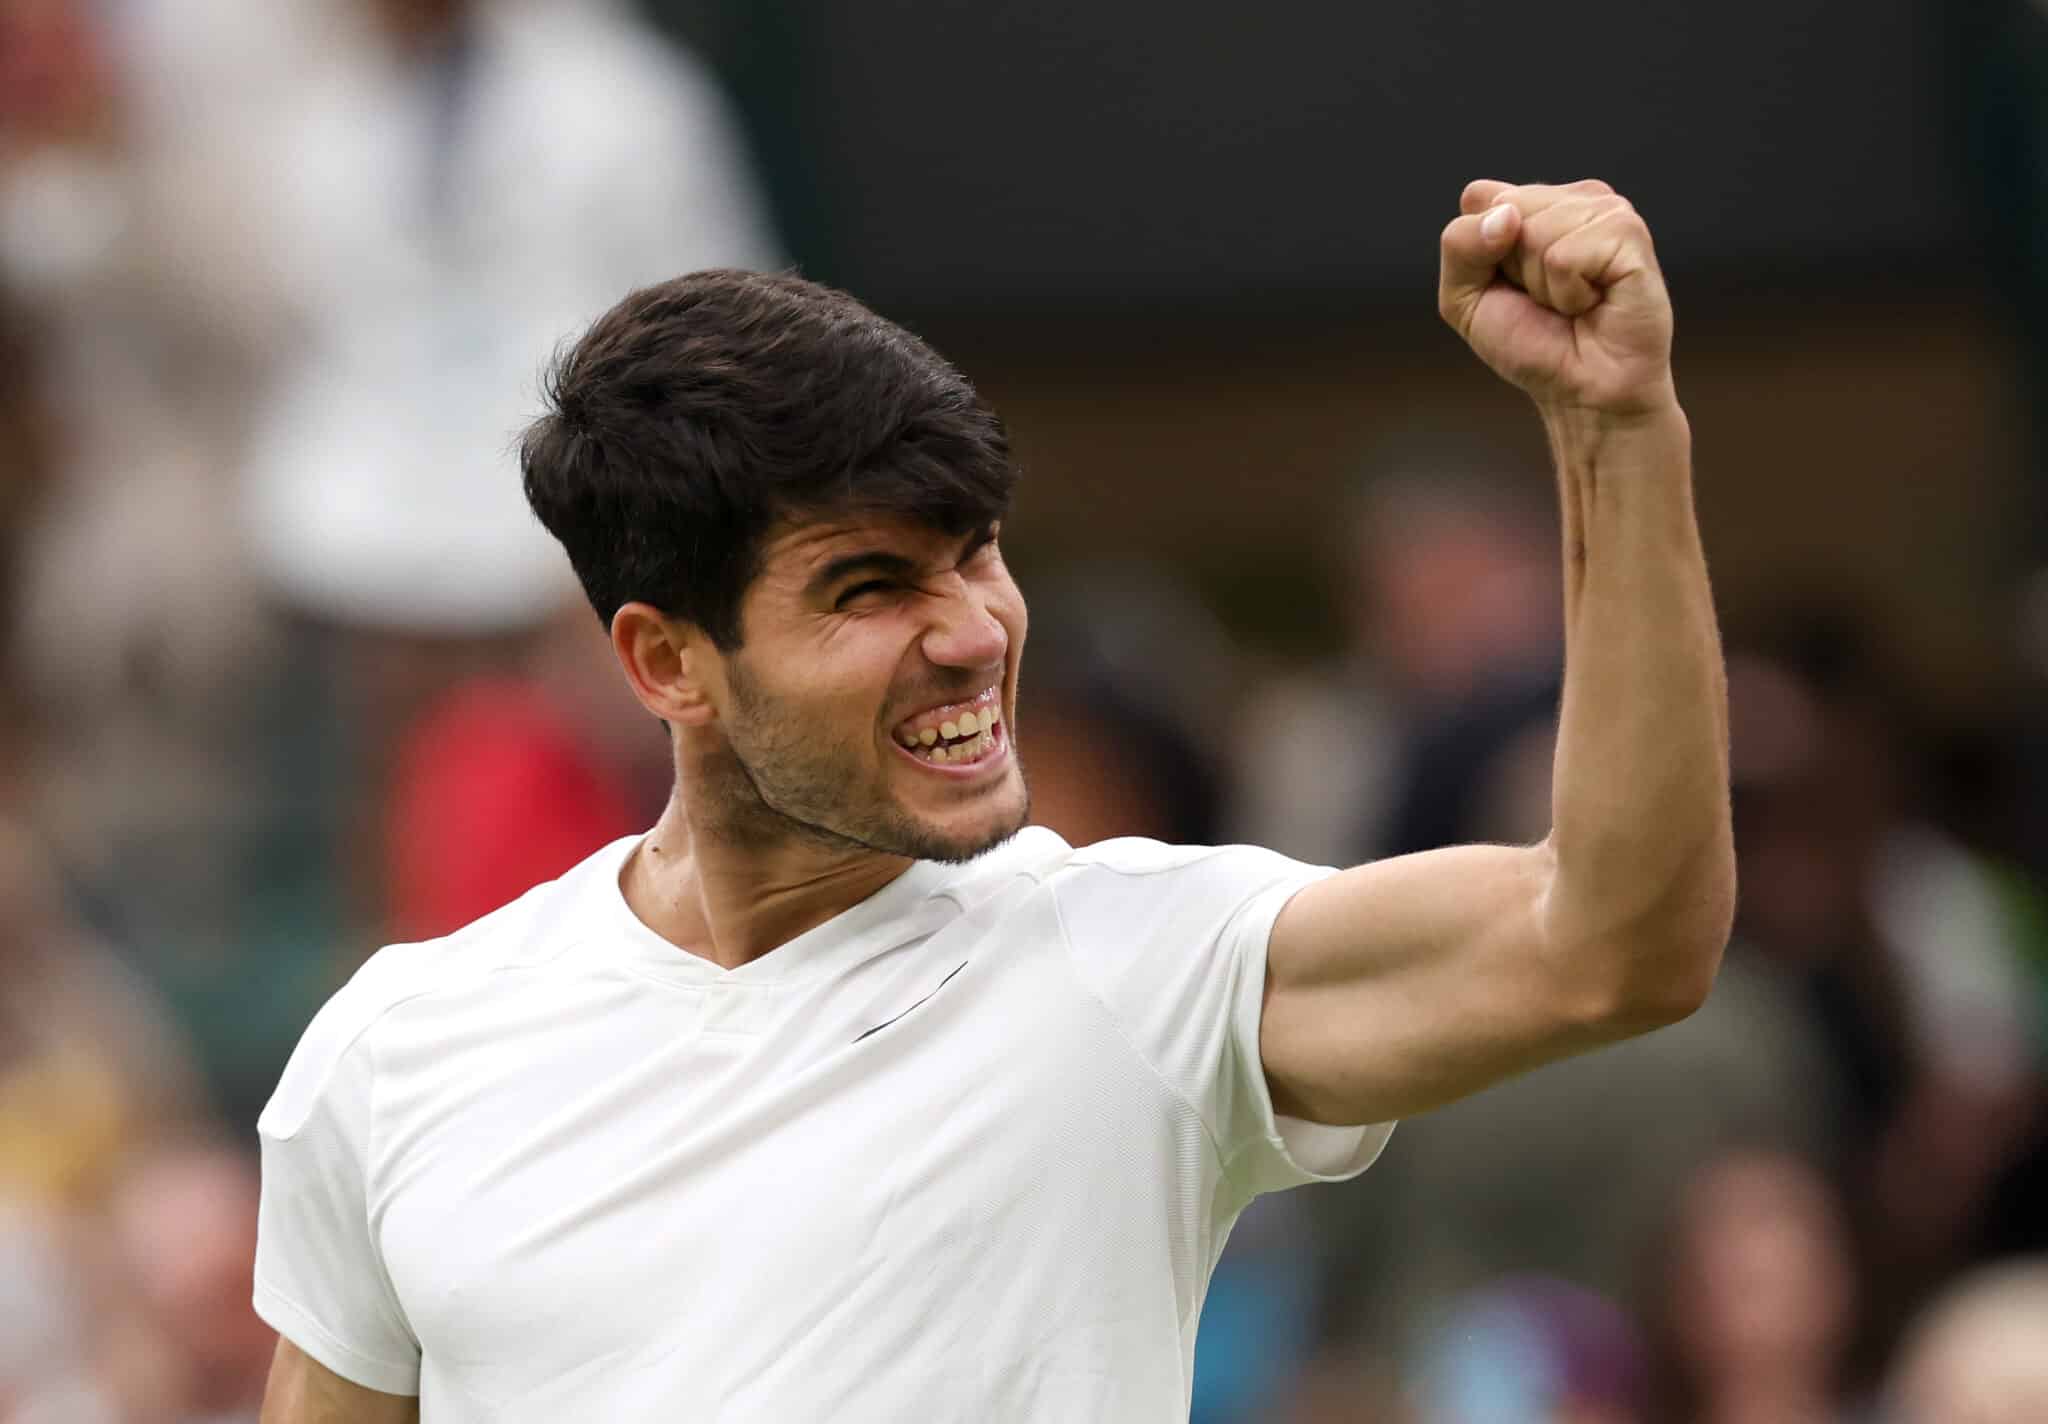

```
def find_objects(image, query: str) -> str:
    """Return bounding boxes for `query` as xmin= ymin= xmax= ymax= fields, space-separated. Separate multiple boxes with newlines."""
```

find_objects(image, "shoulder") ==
xmin=1012 ymin=834 xmax=1334 ymax=953
xmin=258 ymin=838 xmax=631 ymax=1140
xmin=926 ymin=825 xmax=1075 ymax=897
xmin=1053 ymin=837 xmax=1331 ymax=902
xmin=933 ymin=828 xmax=1327 ymax=911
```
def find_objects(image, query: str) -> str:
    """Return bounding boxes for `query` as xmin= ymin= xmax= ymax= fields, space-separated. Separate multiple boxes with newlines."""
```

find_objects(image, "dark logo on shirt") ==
xmin=852 ymin=961 xmax=969 ymax=1043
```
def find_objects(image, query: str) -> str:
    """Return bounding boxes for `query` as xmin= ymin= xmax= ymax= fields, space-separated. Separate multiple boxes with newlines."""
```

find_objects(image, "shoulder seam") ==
xmin=262 ymin=932 xmax=593 ymax=1143
xmin=1057 ymin=842 xmax=1245 ymax=881
xmin=357 ymin=932 xmax=595 ymax=1034
xmin=924 ymin=831 xmax=1072 ymax=911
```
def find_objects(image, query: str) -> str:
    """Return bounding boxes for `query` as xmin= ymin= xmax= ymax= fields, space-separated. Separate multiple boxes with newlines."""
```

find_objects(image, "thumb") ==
xmin=1437 ymin=202 xmax=1521 ymax=336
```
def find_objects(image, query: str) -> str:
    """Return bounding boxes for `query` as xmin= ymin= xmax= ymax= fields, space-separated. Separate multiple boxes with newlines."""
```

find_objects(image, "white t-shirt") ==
xmin=254 ymin=828 xmax=1393 ymax=1421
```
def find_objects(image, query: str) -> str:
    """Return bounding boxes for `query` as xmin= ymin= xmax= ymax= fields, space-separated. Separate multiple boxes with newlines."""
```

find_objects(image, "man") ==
xmin=255 ymin=180 xmax=1734 ymax=1422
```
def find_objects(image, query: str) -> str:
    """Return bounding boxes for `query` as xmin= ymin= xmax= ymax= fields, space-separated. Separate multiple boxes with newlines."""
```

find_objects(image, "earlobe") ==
xmin=610 ymin=603 xmax=718 ymax=727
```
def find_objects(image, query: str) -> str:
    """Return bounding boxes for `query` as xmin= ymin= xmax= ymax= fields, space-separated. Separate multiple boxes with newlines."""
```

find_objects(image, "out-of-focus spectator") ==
xmin=1728 ymin=632 xmax=1926 ymax=1145
xmin=241 ymin=0 xmax=780 ymax=633
xmin=382 ymin=599 xmax=663 ymax=941
xmin=1727 ymin=614 xmax=2045 ymax=1356
xmin=1021 ymin=564 xmax=1240 ymax=849
xmin=105 ymin=1144 xmax=271 ymax=1424
xmin=1229 ymin=445 xmax=1559 ymax=866
xmin=1644 ymin=1147 xmax=1859 ymax=1424
xmin=1883 ymin=1257 xmax=2048 ymax=1423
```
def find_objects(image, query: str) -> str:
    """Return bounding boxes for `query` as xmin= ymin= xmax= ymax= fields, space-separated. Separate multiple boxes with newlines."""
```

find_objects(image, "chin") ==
xmin=909 ymin=782 xmax=1030 ymax=863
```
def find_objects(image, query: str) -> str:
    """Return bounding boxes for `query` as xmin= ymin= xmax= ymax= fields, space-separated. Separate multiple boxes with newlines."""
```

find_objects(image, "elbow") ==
xmin=1564 ymin=861 xmax=1736 ymax=1036
xmin=1616 ymin=928 xmax=1725 ymax=1030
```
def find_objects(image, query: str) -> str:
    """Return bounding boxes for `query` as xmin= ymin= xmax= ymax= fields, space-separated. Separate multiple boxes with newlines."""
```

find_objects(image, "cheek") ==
xmin=799 ymin=624 xmax=916 ymax=736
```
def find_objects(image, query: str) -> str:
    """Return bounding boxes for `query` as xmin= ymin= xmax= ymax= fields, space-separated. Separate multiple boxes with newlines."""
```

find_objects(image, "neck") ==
xmin=620 ymin=783 xmax=912 ymax=973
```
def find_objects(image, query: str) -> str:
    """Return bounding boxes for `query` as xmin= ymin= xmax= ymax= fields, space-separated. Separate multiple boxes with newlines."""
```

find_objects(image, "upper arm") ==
xmin=262 ymin=1338 xmax=419 ymax=1424
xmin=255 ymin=976 xmax=422 ymax=1397
xmin=1260 ymin=839 xmax=1691 ymax=1126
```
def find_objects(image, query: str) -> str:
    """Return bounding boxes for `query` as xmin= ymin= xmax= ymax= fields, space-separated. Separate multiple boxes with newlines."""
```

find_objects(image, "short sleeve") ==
xmin=254 ymin=994 xmax=421 ymax=1397
xmin=1049 ymin=839 xmax=1394 ymax=1200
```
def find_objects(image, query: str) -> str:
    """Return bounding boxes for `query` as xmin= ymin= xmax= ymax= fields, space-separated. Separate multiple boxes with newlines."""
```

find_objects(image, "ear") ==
xmin=610 ymin=601 xmax=721 ymax=727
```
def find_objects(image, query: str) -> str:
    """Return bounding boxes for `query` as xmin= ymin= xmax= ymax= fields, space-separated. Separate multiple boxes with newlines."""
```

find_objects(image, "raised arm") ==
xmin=1259 ymin=179 xmax=1735 ymax=1127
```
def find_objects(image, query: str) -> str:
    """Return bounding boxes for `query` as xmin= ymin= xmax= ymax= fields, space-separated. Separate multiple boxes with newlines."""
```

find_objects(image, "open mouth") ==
xmin=891 ymin=687 xmax=1005 ymax=767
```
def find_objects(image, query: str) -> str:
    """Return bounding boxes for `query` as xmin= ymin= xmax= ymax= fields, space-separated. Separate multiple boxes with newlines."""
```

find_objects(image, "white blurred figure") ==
xmin=0 ymin=1205 xmax=121 ymax=1424
xmin=230 ymin=0 xmax=783 ymax=942
xmin=241 ymin=0 xmax=781 ymax=633
xmin=1884 ymin=1259 xmax=2048 ymax=1424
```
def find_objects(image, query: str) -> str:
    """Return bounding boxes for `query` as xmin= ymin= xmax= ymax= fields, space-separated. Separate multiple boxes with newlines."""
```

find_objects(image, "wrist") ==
xmin=1537 ymin=382 xmax=1687 ymax=450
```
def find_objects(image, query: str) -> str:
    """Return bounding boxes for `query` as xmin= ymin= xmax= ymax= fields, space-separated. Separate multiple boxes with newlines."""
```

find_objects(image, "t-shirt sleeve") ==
xmin=254 ymin=990 xmax=422 ymax=1397
xmin=1049 ymin=839 xmax=1395 ymax=1200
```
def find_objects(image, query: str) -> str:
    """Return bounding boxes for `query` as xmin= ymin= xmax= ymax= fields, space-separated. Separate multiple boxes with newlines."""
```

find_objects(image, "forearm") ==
xmin=1538 ymin=394 xmax=1733 ymax=1013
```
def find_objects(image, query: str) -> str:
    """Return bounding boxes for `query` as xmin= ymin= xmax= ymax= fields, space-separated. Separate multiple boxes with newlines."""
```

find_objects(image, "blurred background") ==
xmin=3 ymin=0 xmax=2047 ymax=1419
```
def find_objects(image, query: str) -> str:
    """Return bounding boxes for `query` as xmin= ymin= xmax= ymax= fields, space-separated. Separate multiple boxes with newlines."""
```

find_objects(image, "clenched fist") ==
xmin=1438 ymin=179 xmax=1675 ymax=418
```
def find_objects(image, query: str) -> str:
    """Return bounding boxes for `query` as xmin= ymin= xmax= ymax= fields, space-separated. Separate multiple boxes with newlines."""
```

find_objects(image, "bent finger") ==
xmin=1478 ymin=180 xmax=1620 ymax=226
xmin=1536 ymin=208 xmax=1641 ymax=315
xmin=1460 ymin=179 xmax=1514 ymax=215
xmin=1506 ymin=195 xmax=1626 ymax=306
xmin=1438 ymin=206 xmax=1521 ymax=331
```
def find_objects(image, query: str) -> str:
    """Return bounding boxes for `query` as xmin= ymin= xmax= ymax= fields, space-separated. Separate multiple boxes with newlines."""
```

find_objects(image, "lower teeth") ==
xmin=923 ymin=731 xmax=992 ymax=764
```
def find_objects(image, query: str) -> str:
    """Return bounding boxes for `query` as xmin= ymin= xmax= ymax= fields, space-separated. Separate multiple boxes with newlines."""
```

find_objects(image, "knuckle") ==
xmin=1574 ymin=177 xmax=1615 ymax=195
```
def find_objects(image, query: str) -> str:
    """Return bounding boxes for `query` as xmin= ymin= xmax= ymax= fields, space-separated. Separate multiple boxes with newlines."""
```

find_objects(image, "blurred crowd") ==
xmin=4 ymin=1 xmax=2048 ymax=1422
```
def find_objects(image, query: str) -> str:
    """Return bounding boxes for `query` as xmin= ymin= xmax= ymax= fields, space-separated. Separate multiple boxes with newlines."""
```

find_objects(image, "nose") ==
xmin=920 ymin=582 xmax=1009 ymax=671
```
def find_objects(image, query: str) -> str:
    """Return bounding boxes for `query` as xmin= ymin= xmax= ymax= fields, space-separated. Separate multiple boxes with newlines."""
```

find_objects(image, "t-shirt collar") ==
xmin=589 ymin=834 xmax=957 ymax=987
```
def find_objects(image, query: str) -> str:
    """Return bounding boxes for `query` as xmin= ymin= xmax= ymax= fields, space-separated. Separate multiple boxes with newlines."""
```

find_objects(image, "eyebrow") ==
xmin=805 ymin=550 xmax=923 ymax=600
xmin=802 ymin=526 xmax=999 ymax=602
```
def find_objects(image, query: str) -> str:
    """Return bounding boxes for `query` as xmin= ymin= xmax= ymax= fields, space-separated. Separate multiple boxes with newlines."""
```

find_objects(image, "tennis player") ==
xmin=254 ymin=179 xmax=1734 ymax=1422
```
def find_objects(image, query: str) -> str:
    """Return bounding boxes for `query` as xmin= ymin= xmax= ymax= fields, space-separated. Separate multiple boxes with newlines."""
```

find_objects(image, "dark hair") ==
xmin=521 ymin=270 xmax=1017 ymax=650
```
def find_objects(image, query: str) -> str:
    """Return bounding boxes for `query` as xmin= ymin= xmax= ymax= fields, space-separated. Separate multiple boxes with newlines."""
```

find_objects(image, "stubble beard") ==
xmin=712 ymin=659 xmax=1029 ymax=865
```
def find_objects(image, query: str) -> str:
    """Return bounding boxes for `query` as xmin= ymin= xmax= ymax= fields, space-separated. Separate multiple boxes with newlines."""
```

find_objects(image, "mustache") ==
xmin=889 ymin=675 xmax=1004 ymax=717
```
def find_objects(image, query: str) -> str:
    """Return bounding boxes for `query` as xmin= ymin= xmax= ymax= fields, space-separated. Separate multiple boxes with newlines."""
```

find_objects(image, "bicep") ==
xmin=1261 ymin=840 xmax=1617 ymax=1125
xmin=261 ymin=1338 xmax=419 ymax=1424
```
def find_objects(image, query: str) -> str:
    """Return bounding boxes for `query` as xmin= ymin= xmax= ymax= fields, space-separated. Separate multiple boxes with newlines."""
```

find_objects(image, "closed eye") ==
xmin=836 ymin=579 xmax=897 ymax=608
